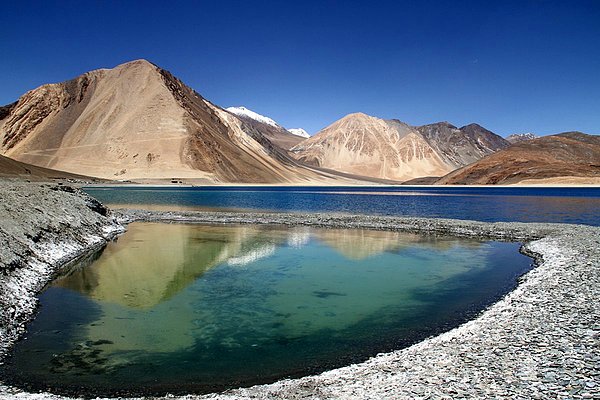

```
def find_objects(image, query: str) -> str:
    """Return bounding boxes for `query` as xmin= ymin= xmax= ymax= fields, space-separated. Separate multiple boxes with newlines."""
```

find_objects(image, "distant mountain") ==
xmin=226 ymin=106 xmax=281 ymax=128
xmin=436 ymin=132 xmax=600 ymax=185
xmin=288 ymin=128 xmax=310 ymax=138
xmin=417 ymin=122 xmax=510 ymax=167
xmin=506 ymin=133 xmax=538 ymax=143
xmin=226 ymin=106 xmax=307 ymax=150
xmin=0 ymin=60 xmax=347 ymax=184
xmin=290 ymin=113 xmax=509 ymax=182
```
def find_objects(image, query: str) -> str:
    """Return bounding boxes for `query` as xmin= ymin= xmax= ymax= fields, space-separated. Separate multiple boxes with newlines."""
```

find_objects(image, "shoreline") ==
xmin=0 ymin=192 xmax=599 ymax=398
xmin=82 ymin=182 xmax=600 ymax=188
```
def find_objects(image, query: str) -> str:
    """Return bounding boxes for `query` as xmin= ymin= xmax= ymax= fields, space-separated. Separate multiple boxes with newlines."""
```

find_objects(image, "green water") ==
xmin=2 ymin=223 xmax=532 ymax=396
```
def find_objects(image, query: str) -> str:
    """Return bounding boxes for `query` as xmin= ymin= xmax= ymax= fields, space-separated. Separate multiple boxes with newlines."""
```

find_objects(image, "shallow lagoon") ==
xmin=3 ymin=222 xmax=532 ymax=396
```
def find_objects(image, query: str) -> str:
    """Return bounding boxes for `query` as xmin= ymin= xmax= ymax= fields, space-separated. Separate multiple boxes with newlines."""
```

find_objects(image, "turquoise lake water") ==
xmin=2 ymin=222 xmax=532 ymax=396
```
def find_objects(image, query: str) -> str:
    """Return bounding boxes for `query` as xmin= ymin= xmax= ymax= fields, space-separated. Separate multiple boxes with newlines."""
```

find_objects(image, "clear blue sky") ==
xmin=1 ymin=0 xmax=599 ymax=136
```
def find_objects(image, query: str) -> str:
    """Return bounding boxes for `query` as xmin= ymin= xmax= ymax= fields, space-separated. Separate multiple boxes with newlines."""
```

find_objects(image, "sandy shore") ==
xmin=0 ymin=189 xmax=599 ymax=399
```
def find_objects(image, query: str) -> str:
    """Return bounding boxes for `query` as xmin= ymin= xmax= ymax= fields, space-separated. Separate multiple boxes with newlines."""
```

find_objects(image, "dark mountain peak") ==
xmin=459 ymin=123 xmax=502 ymax=140
xmin=460 ymin=123 xmax=489 ymax=132
xmin=426 ymin=121 xmax=458 ymax=130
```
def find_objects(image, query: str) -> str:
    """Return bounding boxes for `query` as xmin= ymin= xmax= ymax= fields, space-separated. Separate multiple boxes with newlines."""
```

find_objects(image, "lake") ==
xmin=2 ymin=222 xmax=532 ymax=396
xmin=84 ymin=186 xmax=600 ymax=226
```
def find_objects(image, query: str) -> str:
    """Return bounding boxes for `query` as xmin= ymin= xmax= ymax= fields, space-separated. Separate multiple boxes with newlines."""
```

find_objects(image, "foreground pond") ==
xmin=2 ymin=222 xmax=532 ymax=396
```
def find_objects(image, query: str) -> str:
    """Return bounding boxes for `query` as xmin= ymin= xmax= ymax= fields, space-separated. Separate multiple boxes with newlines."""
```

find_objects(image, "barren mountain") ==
xmin=417 ymin=122 xmax=510 ymax=166
xmin=226 ymin=106 xmax=306 ymax=150
xmin=290 ymin=113 xmax=509 ymax=182
xmin=436 ymin=132 xmax=600 ymax=185
xmin=0 ymin=60 xmax=347 ymax=184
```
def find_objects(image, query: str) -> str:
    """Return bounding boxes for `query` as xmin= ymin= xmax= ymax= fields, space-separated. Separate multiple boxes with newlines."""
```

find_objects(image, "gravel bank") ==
xmin=0 ymin=181 xmax=124 ymax=360
xmin=1 ymin=204 xmax=599 ymax=399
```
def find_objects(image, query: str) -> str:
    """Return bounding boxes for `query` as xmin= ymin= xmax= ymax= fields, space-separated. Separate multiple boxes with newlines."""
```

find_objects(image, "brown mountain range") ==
xmin=0 ymin=60 xmax=359 ymax=184
xmin=290 ymin=113 xmax=509 ymax=182
xmin=2 ymin=59 xmax=596 ymax=185
xmin=436 ymin=132 xmax=600 ymax=185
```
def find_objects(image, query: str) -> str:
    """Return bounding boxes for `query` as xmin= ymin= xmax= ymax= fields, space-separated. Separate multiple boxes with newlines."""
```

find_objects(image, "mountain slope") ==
xmin=436 ymin=132 xmax=600 ymax=184
xmin=416 ymin=122 xmax=510 ymax=167
xmin=290 ymin=113 xmax=509 ymax=182
xmin=0 ymin=153 xmax=102 ymax=181
xmin=0 ymin=60 xmax=343 ymax=183
xmin=225 ymin=106 xmax=306 ymax=151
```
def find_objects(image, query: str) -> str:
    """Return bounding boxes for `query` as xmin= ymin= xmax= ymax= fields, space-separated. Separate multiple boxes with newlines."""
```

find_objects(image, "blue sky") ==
xmin=1 ymin=0 xmax=599 ymax=136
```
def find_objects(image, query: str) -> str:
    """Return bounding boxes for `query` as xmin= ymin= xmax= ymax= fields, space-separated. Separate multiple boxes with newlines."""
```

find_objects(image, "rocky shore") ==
xmin=0 ymin=186 xmax=599 ymax=399
xmin=0 ymin=181 xmax=124 ymax=360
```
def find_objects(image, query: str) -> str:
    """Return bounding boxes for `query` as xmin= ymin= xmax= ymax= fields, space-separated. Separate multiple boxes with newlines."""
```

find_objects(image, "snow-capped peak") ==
xmin=288 ymin=128 xmax=310 ymax=138
xmin=506 ymin=132 xmax=538 ymax=143
xmin=226 ymin=106 xmax=280 ymax=128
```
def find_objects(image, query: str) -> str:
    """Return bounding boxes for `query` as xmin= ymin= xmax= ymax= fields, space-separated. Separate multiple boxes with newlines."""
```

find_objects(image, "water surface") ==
xmin=3 ymin=222 xmax=532 ymax=396
xmin=84 ymin=186 xmax=600 ymax=226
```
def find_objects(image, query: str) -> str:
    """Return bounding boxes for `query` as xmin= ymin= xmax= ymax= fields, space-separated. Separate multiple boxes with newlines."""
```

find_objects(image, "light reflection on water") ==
xmin=3 ymin=222 xmax=532 ymax=396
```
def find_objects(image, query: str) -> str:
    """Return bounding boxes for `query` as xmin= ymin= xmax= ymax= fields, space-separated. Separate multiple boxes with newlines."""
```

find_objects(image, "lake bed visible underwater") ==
xmin=2 ymin=222 xmax=532 ymax=396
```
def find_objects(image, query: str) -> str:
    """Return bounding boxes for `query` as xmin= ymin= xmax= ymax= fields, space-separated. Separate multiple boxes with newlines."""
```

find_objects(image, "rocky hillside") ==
xmin=0 ymin=60 xmax=346 ymax=184
xmin=436 ymin=132 xmax=600 ymax=184
xmin=290 ymin=113 xmax=509 ymax=182
xmin=0 ymin=153 xmax=102 ymax=182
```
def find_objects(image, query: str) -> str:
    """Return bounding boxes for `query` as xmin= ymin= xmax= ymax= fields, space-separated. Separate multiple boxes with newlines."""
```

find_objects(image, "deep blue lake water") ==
xmin=84 ymin=186 xmax=600 ymax=226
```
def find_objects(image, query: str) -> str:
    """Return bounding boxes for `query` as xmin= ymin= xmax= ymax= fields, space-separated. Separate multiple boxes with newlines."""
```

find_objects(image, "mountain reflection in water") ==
xmin=58 ymin=223 xmax=482 ymax=308
xmin=4 ymin=222 xmax=532 ymax=396
xmin=50 ymin=223 xmax=487 ymax=354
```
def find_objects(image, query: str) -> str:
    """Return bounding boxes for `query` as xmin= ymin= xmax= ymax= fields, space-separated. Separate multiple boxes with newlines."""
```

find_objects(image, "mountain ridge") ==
xmin=290 ymin=113 xmax=510 ymax=182
xmin=436 ymin=132 xmax=600 ymax=185
xmin=0 ymin=60 xmax=354 ymax=184
xmin=2 ymin=59 xmax=596 ymax=185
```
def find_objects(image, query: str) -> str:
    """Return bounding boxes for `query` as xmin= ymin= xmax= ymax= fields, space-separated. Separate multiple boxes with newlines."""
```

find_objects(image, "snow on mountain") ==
xmin=506 ymin=133 xmax=538 ymax=143
xmin=226 ymin=106 xmax=281 ymax=128
xmin=288 ymin=128 xmax=310 ymax=138
xmin=227 ymin=106 xmax=309 ymax=139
